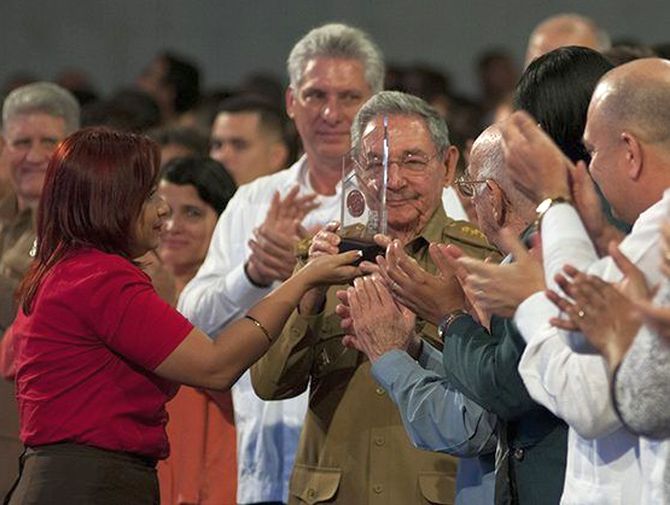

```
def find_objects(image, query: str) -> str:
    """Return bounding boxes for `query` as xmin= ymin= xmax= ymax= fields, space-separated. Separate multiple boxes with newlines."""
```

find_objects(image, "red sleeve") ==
xmin=84 ymin=259 xmax=194 ymax=371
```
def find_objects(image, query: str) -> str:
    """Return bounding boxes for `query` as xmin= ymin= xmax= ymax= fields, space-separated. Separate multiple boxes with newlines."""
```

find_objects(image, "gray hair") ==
xmin=351 ymin=91 xmax=450 ymax=156
xmin=287 ymin=23 xmax=384 ymax=93
xmin=2 ymin=82 xmax=80 ymax=133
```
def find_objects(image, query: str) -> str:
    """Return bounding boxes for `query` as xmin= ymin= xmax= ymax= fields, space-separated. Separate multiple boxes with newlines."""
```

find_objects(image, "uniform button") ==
xmin=375 ymin=387 xmax=385 ymax=396
xmin=513 ymin=448 xmax=525 ymax=461
xmin=307 ymin=488 xmax=316 ymax=498
xmin=373 ymin=484 xmax=383 ymax=494
xmin=374 ymin=436 xmax=385 ymax=446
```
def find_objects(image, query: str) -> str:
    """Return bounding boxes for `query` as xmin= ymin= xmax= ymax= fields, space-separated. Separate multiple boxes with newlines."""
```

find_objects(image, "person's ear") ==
xmin=442 ymin=145 xmax=460 ymax=186
xmin=621 ymin=131 xmax=643 ymax=180
xmin=269 ymin=141 xmax=290 ymax=172
xmin=285 ymin=87 xmax=296 ymax=119
xmin=486 ymin=180 xmax=507 ymax=227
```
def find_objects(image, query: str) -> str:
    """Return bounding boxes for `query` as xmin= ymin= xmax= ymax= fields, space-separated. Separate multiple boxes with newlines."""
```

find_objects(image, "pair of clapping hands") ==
xmin=500 ymin=110 xmax=670 ymax=368
xmin=307 ymin=222 xmax=545 ymax=363
xmin=546 ymin=223 xmax=670 ymax=370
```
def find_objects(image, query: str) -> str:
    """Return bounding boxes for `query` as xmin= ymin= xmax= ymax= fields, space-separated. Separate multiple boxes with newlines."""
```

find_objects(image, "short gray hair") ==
xmin=287 ymin=23 xmax=384 ymax=93
xmin=351 ymin=91 xmax=450 ymax=156
xmin=2 ymin=82 xmax=80 ymax=133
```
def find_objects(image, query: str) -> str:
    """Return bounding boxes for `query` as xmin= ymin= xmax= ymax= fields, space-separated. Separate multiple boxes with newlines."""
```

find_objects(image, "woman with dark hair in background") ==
xmin=4 ymin=128 xmax=361 ymax=505
xmin=513 ymin=45 xmax=629 ymax=231
xmin=156 ymin=156 xmax=238 ymax=505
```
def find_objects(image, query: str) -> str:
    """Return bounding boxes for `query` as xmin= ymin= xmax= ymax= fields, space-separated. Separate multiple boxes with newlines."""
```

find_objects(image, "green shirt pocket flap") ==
xmin=291 ymin=464 xmax=342 ymax=504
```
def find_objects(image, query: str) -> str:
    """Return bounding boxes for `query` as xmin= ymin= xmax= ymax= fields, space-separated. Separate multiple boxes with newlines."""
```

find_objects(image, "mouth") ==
xmin=160 ymin=237 xmax=189 ymax=248
xmin=315 ymin=131 xmax=348 ymax=140
xmin=18 ymin=166 xmax=47 ymax=177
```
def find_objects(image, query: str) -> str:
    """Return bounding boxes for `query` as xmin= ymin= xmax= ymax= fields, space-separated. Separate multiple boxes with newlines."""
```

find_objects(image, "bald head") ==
xmin=583 ymin=58 xmax=670 ymax=225
xmin=590 ymin=58 xmax=670 ymax=144
xmin=471 ymin=125 xmax=532 ymax=211
xmin=526 ymin=14 xmax=610 ymax=66
xmin=468 ymin=126 xmax=535 ymax=249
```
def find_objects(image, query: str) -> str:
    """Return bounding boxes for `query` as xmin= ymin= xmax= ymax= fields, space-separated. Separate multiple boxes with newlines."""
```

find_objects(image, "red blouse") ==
xmin=13 ymin=248 xmax=193 ymax=459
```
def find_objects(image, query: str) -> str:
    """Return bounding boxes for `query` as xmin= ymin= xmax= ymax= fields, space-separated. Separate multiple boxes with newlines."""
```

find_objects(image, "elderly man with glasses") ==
xmin=251 ymin=91 xmax=499 ymax=505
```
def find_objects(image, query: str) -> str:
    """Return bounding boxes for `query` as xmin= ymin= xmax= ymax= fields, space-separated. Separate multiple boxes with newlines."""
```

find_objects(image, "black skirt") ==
xmin=4 ymin=443 xmax=159 ymax=505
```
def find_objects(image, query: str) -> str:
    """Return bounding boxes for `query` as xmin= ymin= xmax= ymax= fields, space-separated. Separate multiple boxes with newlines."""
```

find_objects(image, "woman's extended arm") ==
xmin=155 ymin=250 xmax=361 ymax=389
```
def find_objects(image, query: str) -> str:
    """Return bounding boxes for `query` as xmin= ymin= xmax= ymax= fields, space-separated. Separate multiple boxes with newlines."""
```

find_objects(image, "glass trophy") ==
xmin=338 ymin=115 xmax=389 ymax=264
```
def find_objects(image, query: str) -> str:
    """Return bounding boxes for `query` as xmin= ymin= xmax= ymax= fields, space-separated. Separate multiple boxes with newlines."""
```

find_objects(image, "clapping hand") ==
xmin=456 ymin=228 xmax=544 ymax=319
xmin=546 ymin=243 xmax=650 ymax=368
xmin=247 ymin=186 xmax=319 ymax=286
xmin=374 ymin=239 xmax=466 ymax=326
xmin=337 ymin=275 xmax=418 ymax=363
xmin=500 ymin=111 xmax=573 ymax=204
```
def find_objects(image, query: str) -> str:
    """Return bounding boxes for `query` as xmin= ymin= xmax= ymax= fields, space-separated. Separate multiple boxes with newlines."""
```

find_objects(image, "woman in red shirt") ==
xmin=5 ymin=128 xmax=360 ymax=505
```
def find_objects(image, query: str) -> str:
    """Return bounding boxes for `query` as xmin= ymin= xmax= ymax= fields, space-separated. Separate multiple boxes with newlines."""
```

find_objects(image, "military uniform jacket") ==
xmin=0 ymin=191 xmax=35 ymax=331
xmin=442 ymin=314 xmax=568 ymax=505
xmin=251 ymin=207 xmax=498 ymax=505
xmin=0 ymin=192 xmax=34 ymax=497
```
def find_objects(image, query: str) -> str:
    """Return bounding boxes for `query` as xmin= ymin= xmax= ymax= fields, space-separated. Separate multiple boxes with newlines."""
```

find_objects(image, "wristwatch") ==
xmin=535 ymin=196 xmax=572 ymax=230
xmin=437 ymin=309 xmax=469 ymax=340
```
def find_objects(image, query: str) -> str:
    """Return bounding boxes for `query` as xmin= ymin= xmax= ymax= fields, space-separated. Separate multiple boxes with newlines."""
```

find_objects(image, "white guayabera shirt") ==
xmin=514 ymin=189 xmax=670 ymax=505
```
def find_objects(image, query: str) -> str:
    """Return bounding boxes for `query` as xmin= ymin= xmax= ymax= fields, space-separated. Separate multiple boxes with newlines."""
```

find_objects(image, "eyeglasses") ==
xmin=455 ymin=176 xmax=488 ymax=197
xmin=363 ymin=151 xmax=440 ymax=175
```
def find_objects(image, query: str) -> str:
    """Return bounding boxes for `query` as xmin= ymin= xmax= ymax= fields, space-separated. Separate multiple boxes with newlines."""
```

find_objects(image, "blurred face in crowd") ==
xmin=2 ymin=112 xmax=68 ymax=210
xmin=131 ymin=184 xmax=170 ymax=258
xmin=210 ymin=111 xmax=287 ymax=185
xmin=361 ymin=114 xmax=455 ymax=237
xmin=286 ymin=57 xmax=372 ymax=169
xmin=157 ymin=181 xmax=218 ymax=276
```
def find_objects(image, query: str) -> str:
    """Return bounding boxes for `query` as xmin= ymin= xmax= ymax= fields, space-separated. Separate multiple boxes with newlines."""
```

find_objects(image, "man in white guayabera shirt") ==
xmin=500 ymin=58 xmax=670 ymax=504
xmin=178 ymin=23 xmax=384 ymax=505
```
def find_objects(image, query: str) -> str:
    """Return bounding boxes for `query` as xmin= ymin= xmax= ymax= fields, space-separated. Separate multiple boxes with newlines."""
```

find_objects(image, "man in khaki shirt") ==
xmin=252 ymin=91 xmax=498 ymax=505
xmin=0 ymin=82 xmax=79 ymax=497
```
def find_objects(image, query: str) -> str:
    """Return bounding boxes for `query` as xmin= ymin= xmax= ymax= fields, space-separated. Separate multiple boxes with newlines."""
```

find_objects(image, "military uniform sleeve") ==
xmin=250 ymin=306 xmax=319 ymax=400
xmin=441 ymin=314 xmax=539 ymax=421
xmin=0 ymin=274 xmax=18 ymax=332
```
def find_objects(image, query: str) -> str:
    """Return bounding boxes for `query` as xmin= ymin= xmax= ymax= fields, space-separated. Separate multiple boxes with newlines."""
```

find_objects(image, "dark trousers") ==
xmin=4 ymin=443 xmax=158 ymax=505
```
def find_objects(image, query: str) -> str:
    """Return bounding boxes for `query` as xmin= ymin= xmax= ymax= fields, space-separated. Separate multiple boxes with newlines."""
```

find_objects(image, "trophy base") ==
xmin=338 ymin=238 xmax=385 ymax=265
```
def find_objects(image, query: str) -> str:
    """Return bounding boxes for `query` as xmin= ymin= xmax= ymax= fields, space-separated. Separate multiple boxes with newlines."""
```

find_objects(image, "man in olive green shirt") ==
xmin=252 ymin=91 xmax=498 ymax=505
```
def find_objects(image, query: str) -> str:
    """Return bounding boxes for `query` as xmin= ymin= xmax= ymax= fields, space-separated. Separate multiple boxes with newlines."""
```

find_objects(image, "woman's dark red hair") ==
xmin=17 ymin=127 xmax=161 ymax=313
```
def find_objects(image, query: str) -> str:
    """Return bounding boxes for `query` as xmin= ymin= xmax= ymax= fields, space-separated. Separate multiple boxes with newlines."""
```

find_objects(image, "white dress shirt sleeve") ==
xmin=515 ymin=292 xmax=621 ymax=439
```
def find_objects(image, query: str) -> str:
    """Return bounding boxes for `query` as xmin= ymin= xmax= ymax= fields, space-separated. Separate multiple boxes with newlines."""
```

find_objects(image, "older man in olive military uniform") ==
xmin=0 ymin=82 xmax=80 ymax=498
xmin=251 ymin=91 xmax=499 ymax=505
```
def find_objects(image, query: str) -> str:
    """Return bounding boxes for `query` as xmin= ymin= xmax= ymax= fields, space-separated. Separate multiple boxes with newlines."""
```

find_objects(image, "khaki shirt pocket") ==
xmin=290 ymin=464 xmax=341 ymax=504
xmin=310 ymin=312 xmax=359 ymax=380
xmin=418 ymin=472 xmax=456 ymax=504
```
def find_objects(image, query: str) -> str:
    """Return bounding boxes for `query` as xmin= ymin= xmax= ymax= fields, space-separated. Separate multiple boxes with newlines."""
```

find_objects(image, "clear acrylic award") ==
xmin=338 ymin=115 xmax=390 ymax=263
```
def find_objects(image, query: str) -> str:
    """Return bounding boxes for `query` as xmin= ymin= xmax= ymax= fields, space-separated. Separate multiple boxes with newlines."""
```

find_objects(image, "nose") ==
xmin=386 ymin=161 xmax=406 ymax=190
xmin=25 ymin=143 xmax=52 ymax=165
xmin=321 ymin=97 xmax=342 ymax=124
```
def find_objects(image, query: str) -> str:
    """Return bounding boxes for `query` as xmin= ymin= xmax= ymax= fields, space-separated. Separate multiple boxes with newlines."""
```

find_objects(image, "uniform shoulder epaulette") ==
xmin=442 ymin=218 xmax=500 ymax=256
